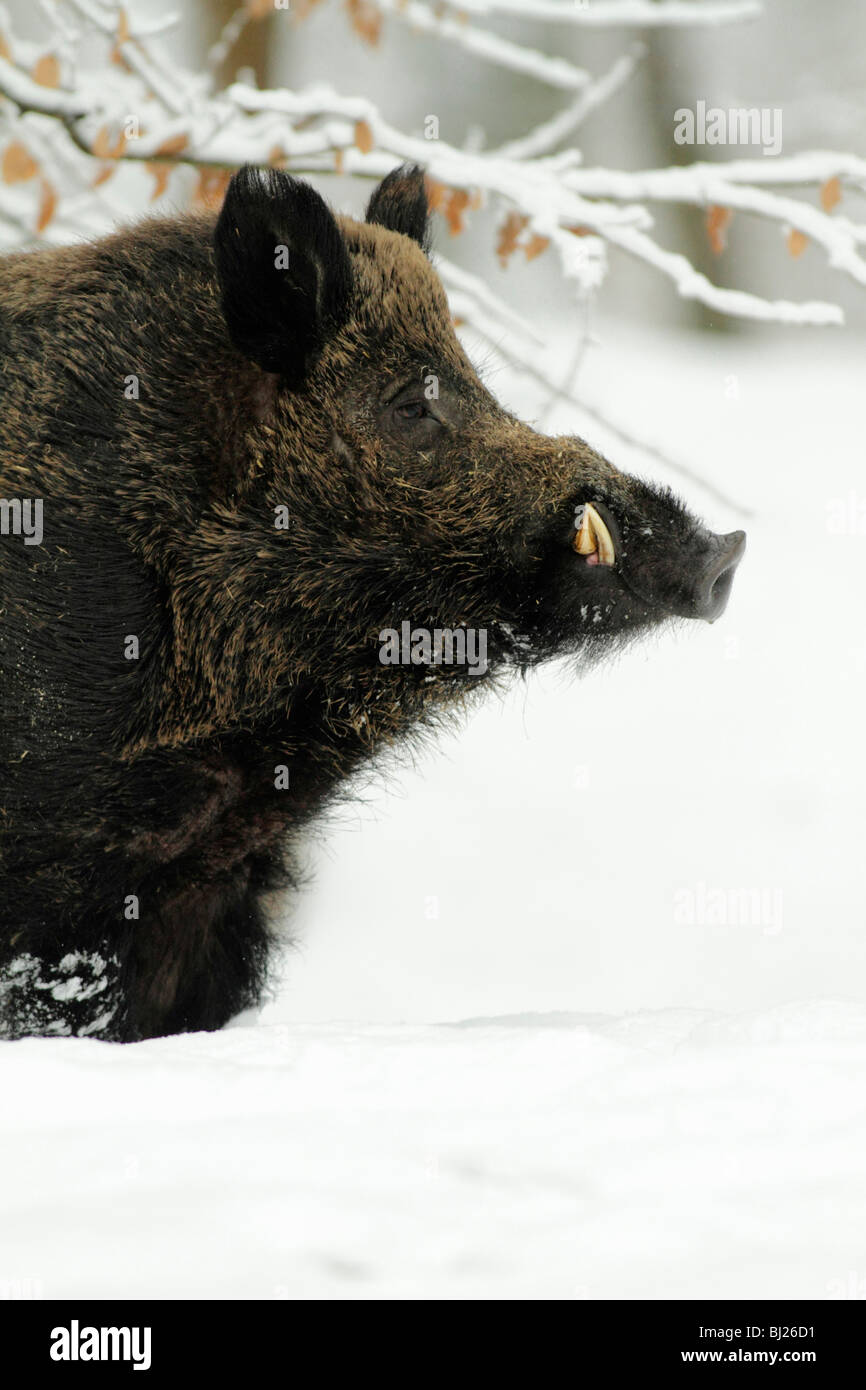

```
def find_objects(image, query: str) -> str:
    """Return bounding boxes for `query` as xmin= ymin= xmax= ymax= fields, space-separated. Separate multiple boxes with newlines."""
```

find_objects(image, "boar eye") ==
xmin=394 ymin=400 xmax=429 ymax=421
xmin=382 ymin=381 xmax=447 ymax=443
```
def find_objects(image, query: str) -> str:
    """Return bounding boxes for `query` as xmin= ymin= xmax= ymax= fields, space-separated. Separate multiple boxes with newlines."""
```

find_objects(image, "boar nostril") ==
xmin=691 ymin=530 xmax=746 ymax=623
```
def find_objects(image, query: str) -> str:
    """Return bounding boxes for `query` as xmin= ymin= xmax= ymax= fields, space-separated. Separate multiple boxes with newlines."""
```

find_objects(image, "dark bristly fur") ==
xmin=215 ymin=166 xmax=354 ymax=381
xmin=365 ymin=165 xmax=432 ymax=252
xmin=0 ymin=163 xmax=743 ymax=1041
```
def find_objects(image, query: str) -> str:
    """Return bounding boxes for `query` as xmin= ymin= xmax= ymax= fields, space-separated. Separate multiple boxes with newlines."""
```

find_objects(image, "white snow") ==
xmin=2 ymin=1003 xmax=866 ymax=1299
xmin=1 ymin=320 xmax=864 ymax=1299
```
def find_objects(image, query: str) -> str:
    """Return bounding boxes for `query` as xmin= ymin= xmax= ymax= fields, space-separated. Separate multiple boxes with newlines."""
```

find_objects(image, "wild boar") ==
xmin=0 ymin=165 xmax=744 ymax=1040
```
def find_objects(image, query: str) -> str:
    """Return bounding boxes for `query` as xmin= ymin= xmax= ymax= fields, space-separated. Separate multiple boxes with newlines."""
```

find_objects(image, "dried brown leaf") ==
xmin=787 ymin=228 xmax=808 ymax=258
xmin=194 ymin=168 xmax=233 ymax=208
xmin=154 ymin=132 xmax=189 ymax=157
xmin=92 ymin=126 xmax=113 ymax=159
xmin=444 ymin=188 xmax=469 ymax=236
xmin=2 ymin=142 xmax=39 ymax=184
xmin=424 ymin=178 xmax=447 ymax=212
xmin=353 ymin=119 xmax=374 ymax=154
xmin=92 ymin=125 xmax=128 ymax=160
xmin=820 ymin=176 xmax=841 ymax=213
xmin=346 ymin=0 xmax=382 ymax=46
xmin=496 ymin=211 xmax=528 ymax=266
xmin=146 ymin=162 xmax=171 ymax=201
xmin=705 ymin=204 xmax=732 ymax=255
xmin=92 ymin=164 xmax=116 ymax=188
xmin=36 ymin=178 xmax=57 ymax=233
xmin=31 ymin=54 xmax=60 ymax=88
xmin=524 ymin=233 xmax=549 ymax=262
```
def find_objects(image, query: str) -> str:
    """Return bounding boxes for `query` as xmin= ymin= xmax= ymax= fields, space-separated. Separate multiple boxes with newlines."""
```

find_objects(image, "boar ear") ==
xmin=214 ymin=165 xmax=353 ymax=383
xmin=365 ymin=163 xmax=430 ymax=252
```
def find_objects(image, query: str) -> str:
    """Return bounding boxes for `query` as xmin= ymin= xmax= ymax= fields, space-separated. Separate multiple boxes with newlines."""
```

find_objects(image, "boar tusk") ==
xmin=573 ymin=503 xmax=615 ymax=566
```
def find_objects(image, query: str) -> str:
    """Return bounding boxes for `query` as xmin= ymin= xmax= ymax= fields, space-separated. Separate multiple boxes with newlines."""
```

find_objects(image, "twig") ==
xmin=438 ymin=0 xmax=762 ymax=24
xmin=458 ymin=309 xmax=754 ymax=516
xmin=0 ymin=53 xmax=92 ymax=118
xmin=436 ymin=255 xmax=547 ymax=346
xmin=495 ymin=44 xmax=645 ymax=160
xmin=378 ymin=0 xmax=591 ymax=92
xmin=61 ymin=0 xmax=188 ymax=115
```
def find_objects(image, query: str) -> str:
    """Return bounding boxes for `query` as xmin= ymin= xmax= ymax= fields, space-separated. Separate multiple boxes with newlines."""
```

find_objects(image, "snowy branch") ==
xmin=0 ymin=1 xmax=863 ymax=338
xmin=494 ymin=44 xmax=646 ymax=161
xmin=602 ymin=219 xmax=845 ymax=325
xmin=0 ymin=53 xmax=91 ymax=118
xmin=565 ymin=158 xmax=866 ymax=299
xmin=2 ymin=0 xmax=854 ymax=514
xmin=60 ymin=0 xmax=189 ymax=114
xmin=377 ymin=0 xmax=591 ymax=92
xmin=432 ymin=0 xmax=762 ymax=26
xmin=3 ymin=37 xmax=863 ymax=326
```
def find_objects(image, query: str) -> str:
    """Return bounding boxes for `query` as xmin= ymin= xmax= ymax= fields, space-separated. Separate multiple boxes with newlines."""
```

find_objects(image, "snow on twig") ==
xmin=436 ymin=254 xmax=547 ymax=345
xmin=0 ymin=4 xmax=862 ymax=345
xmin=602 ymin=218 xmax=845 ymax=324
xmin=377 ymin=0 xmax=591 ymax=92
xmin=566 ymin=158 xmax=866 ymax=296
xmin=0 ymin=53 xmax=91 ymax=118
xmin=494 ymin=44 xmax=645 ymax=161
xmin=434 ymin=0 xmax=762 ymax=26
xmin=61 ymin=0 xmax=189 ymax=114
xmin=0 ymin=0 xmax=850 ymax=508
xmin=2 ymin=42 xmax=862 ymax=325
xmin=450 ymin=289 xmax=753 ymax=517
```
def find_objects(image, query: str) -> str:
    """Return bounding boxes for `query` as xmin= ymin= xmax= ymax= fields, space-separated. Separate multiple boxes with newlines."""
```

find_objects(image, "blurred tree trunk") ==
xmin=208 ymin=3 xmax=272 ymax=88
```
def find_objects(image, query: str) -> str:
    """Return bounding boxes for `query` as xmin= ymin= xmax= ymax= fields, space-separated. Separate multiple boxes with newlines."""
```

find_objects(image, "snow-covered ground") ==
xmin=2 ymin=320 xmax=864 ymax=1300
xmin=3 ymin=1002 xmax=866 ymax=1300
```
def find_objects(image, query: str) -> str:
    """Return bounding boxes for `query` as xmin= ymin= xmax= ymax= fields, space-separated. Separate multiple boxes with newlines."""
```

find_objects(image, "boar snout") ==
xmin=609 ymin=505 xmax=746 ymax=625
xmin=675 ymin=528 xmax=746 ymax=623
